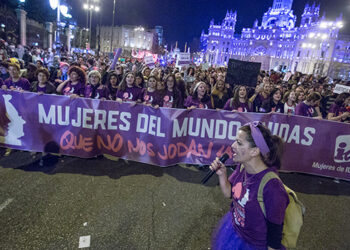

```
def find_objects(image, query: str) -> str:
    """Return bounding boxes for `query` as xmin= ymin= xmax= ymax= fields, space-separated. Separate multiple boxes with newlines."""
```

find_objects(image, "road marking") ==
xmin=0 ymin=198 xmax=14 ymax=212
xmin=79 ymin=235 xmax=91 ymax=248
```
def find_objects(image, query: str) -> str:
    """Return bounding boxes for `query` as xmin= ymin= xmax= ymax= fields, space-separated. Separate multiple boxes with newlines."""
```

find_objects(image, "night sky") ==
xmin=67 ymin=0 xmax=350 ymax=49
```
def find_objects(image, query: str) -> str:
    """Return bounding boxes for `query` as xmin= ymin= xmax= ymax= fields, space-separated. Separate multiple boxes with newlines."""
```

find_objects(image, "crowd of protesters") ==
xmin=1 ymin=39 xmax=350 ymax=125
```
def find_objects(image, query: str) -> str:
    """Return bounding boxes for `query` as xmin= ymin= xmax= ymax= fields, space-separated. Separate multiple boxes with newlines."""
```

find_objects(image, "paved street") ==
xmin=0 ymin=151 xmax=349 ymax=250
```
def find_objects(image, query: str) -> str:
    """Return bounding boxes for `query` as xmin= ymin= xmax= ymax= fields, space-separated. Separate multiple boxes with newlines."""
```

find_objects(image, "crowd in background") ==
xmin=1 ymin=39 xmax=350 ymax=124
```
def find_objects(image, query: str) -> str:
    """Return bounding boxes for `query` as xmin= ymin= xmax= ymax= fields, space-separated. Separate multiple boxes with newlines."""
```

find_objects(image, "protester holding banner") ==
xmin=30 ymin=68 xmax=56 ymax=94
xmin=116 ymin=72 xmax=143 ymax=103
xmin=295 ymin=92 xmax=322 ymax=119
xmin=52 ymin=62 xmax=69 ymax=86
xmin=260 ymin=88 xmax=284 ymax=113
xmin=184 ymin=81 xmax=212 ymax=109
xmin=223 ymin=86 xmax=252 ymax=112
xmin=106 ymin=72 xmax=119 ymax=101
xmin=327 ymin=93 xmax=350 ymax=122
xmin=135 ymin=72 xmax=145 ymax=88
xmin=210 ymin=122 xmax=288 ymax=250
xmin=249 ymin=82 xmax=271 ymax=112
xmin=211 ymin=80 xmax=230 ymax=109
xmin=142 ymin=75 xmax=160 ymax=108
xmin=85 ymin=70 xmax=110 ymax=100
xmin=282 ymin=90 xmax=297 ymax=115
xmin=3 ymin=63 xmax=30 ymax=91
xmin=56 ymin=66 xmax=86 ymax=98
xmin=161 ymin=74 xmax=183 ymax=108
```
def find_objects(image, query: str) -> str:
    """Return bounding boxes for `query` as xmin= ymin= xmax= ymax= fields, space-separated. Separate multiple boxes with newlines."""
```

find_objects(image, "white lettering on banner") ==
xmin=72 ymin=108 xmax=82 ymax=127
xmin=172 ymin=118 xmax=242 ymax=140
xmin=173 ymin=118 xmax=188 ymax=137
xmin=312 ymin=162 xmax=336 ymax=171
xmin=266 ymin=122 xmax=315 ymax=146
xmin=334 ymin=135 xmax=350 ymax=163
xmin=94 ymin=110 xmax=107 ymax=130
xmin=37 ymin=104 xmax=131 ymax=131
xmin=38 ymin=104 xmax=56 ymax=124
xmin=136 ymin=114 xmax=165 ymax=137
xmin=57 ymin=106 xmax=70 ymax=125
xmin=82 ymin=109 xmax=93 ymax=129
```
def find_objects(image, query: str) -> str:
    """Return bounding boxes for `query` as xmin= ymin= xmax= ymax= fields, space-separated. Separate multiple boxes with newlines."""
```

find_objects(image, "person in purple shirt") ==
xmin=327 ymin=92 xmax=350 ymax=122
xmin=30 ymin=68 xmax=56 ymax=94
xmin=85 ymin=70 xmax=110 ymax=100
xmin=2 ymin=63 xmax=30 ymax=91
xmin=224 ymin=85 xmax=252 ymax=112
xmin=106 ymin=72 xmax=120 ymax=100
xmin=184 ymin=81 xmax=213 ymax=109
xmin=142 ymin=75 xmax=161 ymax=108
xmin=295 ymin=92 xmax=322 ymax=119
xmin=260 ymin=88 xmax=284 ymax=114
xmin=116 ymin=72 xmax=143 ymax=103
xmin=210 ymin=122 xmax=289 ymax=250
xmin=160 ymin=74 xmax=183 ymax=108
xmin=56 ymin=66 xmax=86 ymax=98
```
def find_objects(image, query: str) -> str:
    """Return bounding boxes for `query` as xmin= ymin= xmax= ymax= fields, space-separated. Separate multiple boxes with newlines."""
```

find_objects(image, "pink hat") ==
xmin=59 ymin=62 xmax=69 ymax=69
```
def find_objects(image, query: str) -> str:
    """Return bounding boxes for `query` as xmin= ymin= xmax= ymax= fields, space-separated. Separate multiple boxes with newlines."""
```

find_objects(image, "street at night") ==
xmin=0 ymin=152 xmax=349 ymax=249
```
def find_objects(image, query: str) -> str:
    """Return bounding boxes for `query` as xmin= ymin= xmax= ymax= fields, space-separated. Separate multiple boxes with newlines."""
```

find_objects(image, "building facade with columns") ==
xmin=97 ymin=25 xmax=157 ymax=54
xmin=200 ymin=0 xmax=350 ymax=79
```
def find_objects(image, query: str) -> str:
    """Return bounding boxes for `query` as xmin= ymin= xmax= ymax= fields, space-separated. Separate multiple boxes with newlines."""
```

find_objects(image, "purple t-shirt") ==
xmin=85 ymin=84 xmax=110 ymax=100
xmin=116 ymin=86 xmax=143 ymax=102
xmin=295 ymin=102 xmax=314 ymax=117
xmin=143 ymin=89 xmax=161 ymax=106
xmin=228 ymin=166 xmax=289 ymax=248
xmin=184 ymin=95 xmax=213 ymax=109
xmin=37 ymin=85 xmax=46 ymax=93
xmin=328 ymin=103 xmax=346 ymax=117
xmin=4 ymin=77 xmax=30 ymax=91
xmin=223 ymin=99 xmax=252 ymax=112
xmin=62 ymin=81 xmax=85 ymax=96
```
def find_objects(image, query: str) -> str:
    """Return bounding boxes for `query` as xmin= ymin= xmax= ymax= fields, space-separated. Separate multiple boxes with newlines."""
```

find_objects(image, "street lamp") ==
xmin=82 ymin=0 xmax=100 ymax=49
xmin=49 ymin=0 xmax=72 ymax=53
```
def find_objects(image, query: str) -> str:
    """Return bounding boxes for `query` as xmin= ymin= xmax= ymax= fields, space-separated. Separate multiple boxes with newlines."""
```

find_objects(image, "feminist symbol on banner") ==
xmin=0 ymin=94 xmax=26 ymax=146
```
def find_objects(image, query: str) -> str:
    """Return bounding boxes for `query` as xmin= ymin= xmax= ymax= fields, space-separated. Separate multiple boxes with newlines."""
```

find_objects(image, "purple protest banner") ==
xmin=1 ymin=90 xmax=350 ymax=181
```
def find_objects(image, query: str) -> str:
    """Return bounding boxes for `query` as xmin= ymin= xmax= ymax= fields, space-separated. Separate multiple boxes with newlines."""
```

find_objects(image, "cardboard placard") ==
xmin=225 ymin=59 xmax=261 ymax=87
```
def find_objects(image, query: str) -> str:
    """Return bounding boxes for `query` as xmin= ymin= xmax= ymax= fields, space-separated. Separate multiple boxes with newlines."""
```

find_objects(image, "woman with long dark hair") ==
xmin=116 ymin=72 xmax=143 ymax=103
xmin=106 ymin=71 xmax=120 ymax=100
xmin=210 ymin=122 xmax=288 ymax=250
xmin=327 ymin=93 xmax=350 ymax=122
xmin=224 ymin=86 xmax=252 ymax=112
xmin=161 ymin=74 xmax=183 ymax=108
xmin=211 ymin=80 xmax=230 ymax=109
xmin=260 ymin=88 xmax=284 ymax=113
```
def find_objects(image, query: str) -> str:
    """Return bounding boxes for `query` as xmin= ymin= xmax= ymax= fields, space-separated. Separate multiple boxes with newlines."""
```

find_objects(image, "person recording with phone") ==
xmin=210 ymin=122 xmax=289 ymax=250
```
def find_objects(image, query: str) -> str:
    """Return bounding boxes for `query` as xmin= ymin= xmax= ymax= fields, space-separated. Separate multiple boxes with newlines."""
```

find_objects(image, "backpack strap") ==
xmin=257 ymin=171 xmax=280 ymax=217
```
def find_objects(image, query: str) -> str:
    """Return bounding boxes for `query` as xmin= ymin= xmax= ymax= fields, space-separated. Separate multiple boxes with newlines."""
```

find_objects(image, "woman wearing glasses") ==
xmin=210 ymin=122 xmax=288 ymax=250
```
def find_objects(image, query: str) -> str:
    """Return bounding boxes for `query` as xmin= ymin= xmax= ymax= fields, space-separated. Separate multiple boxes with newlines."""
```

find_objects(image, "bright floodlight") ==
xmin=337 ymin=22 xmax=344 ymax=28
xmin=83 ymin=4 xmax=88 ymax=9
xmin=49 ymin=0 xmax=58 ymax=9
xmin=95 ymin=6 xmax=100 ymax=11
xmin=320 ymin=22 xmax=327 ymax=28
xmin=321 ymin=34 xmax=328 ymax=40
xmin=19 ymin=0 xmax=25 ymax=3
xmin=60 ymin=5 xmax=69 ymax=16
xmin=309 ymin=32 xmax=315 ymax=38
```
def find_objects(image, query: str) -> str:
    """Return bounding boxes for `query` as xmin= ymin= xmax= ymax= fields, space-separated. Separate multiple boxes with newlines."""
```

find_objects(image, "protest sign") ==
xmin=283 ymin=72 xmax=292 ymax=82
xmin=177 ymin=53 xmax=191 ymax=66
xmin=333 ymin=84 xmax=350 ymax=94
xmin=225 ymin=59 xmax=261 ymax=87
xmin=144 ymin=56 xmax=155 ymax=69
xmin=1 ymin=90 xmax=350 ymax=181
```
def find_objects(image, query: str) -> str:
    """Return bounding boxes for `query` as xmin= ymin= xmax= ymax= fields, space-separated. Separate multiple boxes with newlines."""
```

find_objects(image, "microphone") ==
xmin=201 ymin=153 xmax=229 ymax=185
